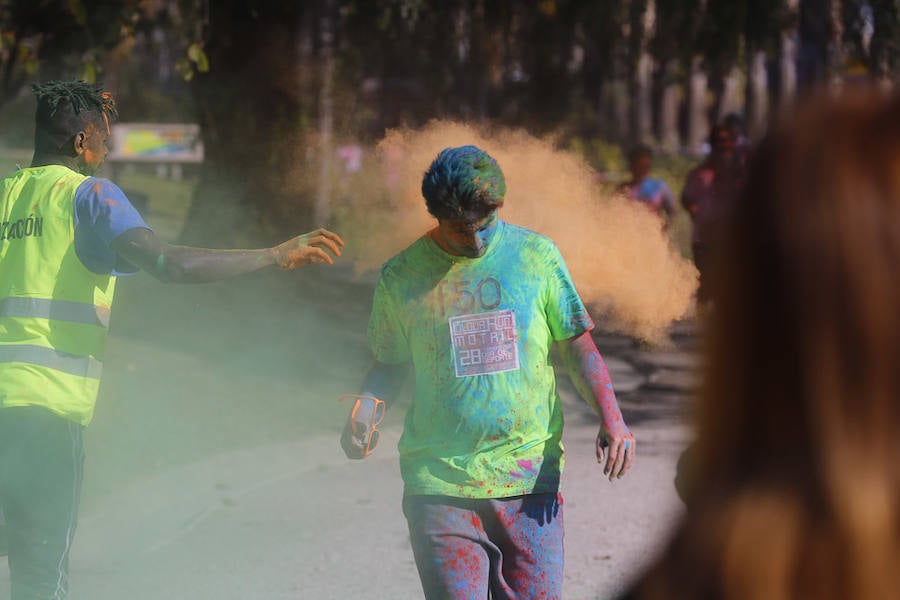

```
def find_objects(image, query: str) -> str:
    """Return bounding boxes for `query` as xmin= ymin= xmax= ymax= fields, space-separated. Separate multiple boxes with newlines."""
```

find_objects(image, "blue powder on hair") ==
xmin=421 ymin=145 xmax=506 ymax=219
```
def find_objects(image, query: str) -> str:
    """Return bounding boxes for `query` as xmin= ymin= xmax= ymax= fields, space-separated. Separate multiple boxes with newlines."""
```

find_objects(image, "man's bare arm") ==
xmin=111 ymin=227 xmax=344 ymax=283
xmin=558 ymin=331 xmax=635 ymax=480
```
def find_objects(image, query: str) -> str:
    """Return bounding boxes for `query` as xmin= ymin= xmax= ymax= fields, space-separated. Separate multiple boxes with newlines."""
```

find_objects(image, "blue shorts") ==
xmin=402 ymin=493 xmax=564 ymax=600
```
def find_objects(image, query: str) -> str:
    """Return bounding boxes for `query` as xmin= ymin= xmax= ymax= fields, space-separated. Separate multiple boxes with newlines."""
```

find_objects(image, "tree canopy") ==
xmin=1 ymin=0 xmax=896 ymax=236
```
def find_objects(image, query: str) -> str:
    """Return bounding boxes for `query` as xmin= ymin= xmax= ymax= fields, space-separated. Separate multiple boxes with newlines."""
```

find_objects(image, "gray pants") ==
xmin=0 ymin=407 xmax=84 ymax=600
xmin=403 ymin=493 xmax=564 ymax=600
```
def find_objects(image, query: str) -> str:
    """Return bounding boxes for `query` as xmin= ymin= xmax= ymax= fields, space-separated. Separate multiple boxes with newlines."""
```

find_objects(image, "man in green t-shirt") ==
xmin=340 ymin=145 xmax=634 ymax=599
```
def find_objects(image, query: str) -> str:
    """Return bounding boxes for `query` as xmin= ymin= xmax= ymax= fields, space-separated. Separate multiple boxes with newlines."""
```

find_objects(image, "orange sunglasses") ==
xmin=338 ymin=394 xmax=385 ymax=456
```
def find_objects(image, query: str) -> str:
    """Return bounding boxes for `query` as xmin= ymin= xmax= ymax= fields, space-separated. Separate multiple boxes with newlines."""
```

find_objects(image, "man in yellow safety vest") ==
xmin=0 ymin=80 xmax=344 ymax=600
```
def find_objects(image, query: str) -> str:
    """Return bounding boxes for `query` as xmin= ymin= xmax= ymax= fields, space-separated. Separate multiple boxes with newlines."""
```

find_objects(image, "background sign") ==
xmin=109 ymin=123 xmax=203 ymax=163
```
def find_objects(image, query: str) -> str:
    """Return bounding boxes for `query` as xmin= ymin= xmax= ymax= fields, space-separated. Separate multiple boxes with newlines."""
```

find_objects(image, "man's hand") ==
xmin=557 ymin=332 xmax=635 ymax=482
xmin=271 ymin=228 xmax=345 ymax=268
xmin=340 ymin=418 xmax=371 ymax=460
xmin=339 ymin=395 xmax=381 ymax=460
xmin=596 ymin=423 xmax=635 ymax=481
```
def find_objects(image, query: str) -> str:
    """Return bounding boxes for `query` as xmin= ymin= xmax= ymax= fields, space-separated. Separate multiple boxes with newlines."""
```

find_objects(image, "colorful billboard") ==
xmin=109 ymin=123 xmax=203 ymax=163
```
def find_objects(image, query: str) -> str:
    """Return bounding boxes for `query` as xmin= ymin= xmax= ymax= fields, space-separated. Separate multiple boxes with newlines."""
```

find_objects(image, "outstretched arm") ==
xmin=558 ymin=331 xmax=634 ymax=480
xmin=340 ymin=361 xmax=409 ymax=460
xmin=110 ymin=227 xmax=344 ymax=283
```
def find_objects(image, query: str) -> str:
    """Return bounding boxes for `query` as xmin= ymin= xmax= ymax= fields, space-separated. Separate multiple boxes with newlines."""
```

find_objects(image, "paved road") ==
xmin=0 ymin=322 xmax=696 ymax=600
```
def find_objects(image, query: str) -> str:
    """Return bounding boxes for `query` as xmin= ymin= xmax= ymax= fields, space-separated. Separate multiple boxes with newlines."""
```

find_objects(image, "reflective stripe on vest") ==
xmin=0 ymin=297 xmax=110 ymax=328
xmin=0 ymin=344 xmax=102 ymax=379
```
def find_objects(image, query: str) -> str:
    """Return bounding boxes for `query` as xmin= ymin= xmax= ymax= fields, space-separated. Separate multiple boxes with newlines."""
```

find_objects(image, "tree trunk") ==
xmin=180 ymin=1 xmax=315 ymax=246
xmin=686 ymin=56 xmax=709 ymax=155
xmin=628 ymin=0 xmax=654 ymax=144
xmin=657 ymin=60 xmax=682 ymax=152
xmin=716 ymin=66 xmax=742 ymax=123
xmin=745 ymin=49 xmax=769 ymax=140
xmin=778 ymin=0 xmax=800 ymax=112
xmin=315 ymin=0 xmax=335 ymax=226
xmin=779 ymin=30 xmax=798 ymax=110
xmin=827 ymin=0 xmax=845 ymax=91
xmin=610 ymin=79 xmax=630 ymax=143
xmin=870 ymin=0 xmax=898 ymax=88
xmin=635 ymin=52 xmax=654 ymax=143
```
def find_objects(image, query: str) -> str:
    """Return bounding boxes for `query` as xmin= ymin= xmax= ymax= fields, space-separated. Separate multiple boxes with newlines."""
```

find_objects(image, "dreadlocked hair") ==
xmin=32 ymin=80 xmax=117 ymax=120
xmin=31 ymin=80 xmax=117 ymax=154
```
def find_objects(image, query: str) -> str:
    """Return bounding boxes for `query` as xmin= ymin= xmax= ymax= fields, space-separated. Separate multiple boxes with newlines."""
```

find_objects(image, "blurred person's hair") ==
xmin=32 ymin=80 xmax=117 ymax=154
xmin=722 ymin=112 xmax=744 ymax=133
xmin=421 ymin=145 xmax=506 ymax=220
xmin=632 ymin=90 xmax=900 ymax=599
xmin=627 ymin=143 xmax=652 ymax=166
xmin=708 ymin=123 xmax=734 ymax=148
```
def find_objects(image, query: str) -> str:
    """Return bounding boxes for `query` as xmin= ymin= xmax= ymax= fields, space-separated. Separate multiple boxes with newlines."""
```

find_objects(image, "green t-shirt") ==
xmin=368 ymin=221 xmax=593 ymax=498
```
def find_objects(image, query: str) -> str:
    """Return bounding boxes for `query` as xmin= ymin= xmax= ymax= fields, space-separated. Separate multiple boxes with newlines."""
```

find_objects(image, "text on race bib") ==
xmin=449 ymin=309 xmax=520 ymax=377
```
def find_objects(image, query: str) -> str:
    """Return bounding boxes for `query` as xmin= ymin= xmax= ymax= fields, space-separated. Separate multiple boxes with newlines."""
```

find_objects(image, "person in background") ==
xmin=0 ymin=80 xmax=344 ymax=600
xmin=625 ymin=90 xmax=900 ymax=600
xmin=722 ymin=112 xmax=751 ymax=169
xmin=617 ymin=144 xmax=676 ymax=229
xmin=681 ymin=124 xmax=744 ymax=305
xmin=340 ymin=145 xmax=634 ymax=599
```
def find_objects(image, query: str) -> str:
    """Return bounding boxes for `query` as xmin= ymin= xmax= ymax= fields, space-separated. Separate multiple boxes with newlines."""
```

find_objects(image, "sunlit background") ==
xmin=0 ymin=1 xmax=896 ymax=598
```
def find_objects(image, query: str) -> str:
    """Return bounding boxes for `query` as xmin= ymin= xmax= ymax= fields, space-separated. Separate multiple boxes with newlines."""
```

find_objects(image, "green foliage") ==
xmin=187 ymin=43 xmax=209 ymax=72
xmin=176 ymin=43 xmax=209 ymax=82
xmin=568 ymin=137 xmax=625 ymax=173
xmin=4 ymin=0 xmax=897 ymax=241
xmin=0 ymin=0 xmax=142 ymax=108
xmin=77 ymin=58 xmax=98 ymax=83
xmin=370 ymin=0 xmax=426 ymax=33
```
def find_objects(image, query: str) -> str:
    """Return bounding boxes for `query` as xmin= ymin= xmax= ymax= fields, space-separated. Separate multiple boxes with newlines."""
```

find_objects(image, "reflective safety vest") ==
xmin=0 ymin=165 xmax=116 ymax=425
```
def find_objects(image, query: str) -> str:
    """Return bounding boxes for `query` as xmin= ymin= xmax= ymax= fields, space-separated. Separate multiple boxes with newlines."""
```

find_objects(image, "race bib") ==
xmin=449 ymin=309 xmax=520 ymax=377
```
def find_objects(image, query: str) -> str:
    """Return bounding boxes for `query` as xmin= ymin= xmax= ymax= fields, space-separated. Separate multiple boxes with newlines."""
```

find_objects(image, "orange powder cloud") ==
xmin=348 ymin=121 xmax=697 ymax=342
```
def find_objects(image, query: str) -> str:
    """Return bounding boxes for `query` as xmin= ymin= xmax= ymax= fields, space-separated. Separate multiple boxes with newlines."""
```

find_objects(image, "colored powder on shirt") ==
xmin=369 ymin=222 xmax=591 ymax=497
